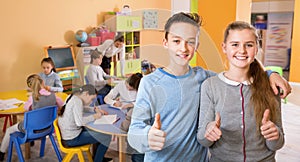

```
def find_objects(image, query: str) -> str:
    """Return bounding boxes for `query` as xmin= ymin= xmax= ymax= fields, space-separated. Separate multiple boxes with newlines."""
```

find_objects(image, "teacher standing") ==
xmin=97 ymin=33 xmax=125 ymax=77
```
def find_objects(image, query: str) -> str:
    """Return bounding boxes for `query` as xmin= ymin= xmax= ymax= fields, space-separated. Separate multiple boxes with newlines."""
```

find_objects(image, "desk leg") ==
xmin=25 ymin=143 xmax=30 ymax=159
xmin=118 ymin=136 xmax=126 ymax=162
xmin=12 ymin=115 xmax=18 ymax=124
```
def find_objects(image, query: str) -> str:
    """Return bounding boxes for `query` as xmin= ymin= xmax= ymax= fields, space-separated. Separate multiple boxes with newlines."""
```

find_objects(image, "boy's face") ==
xmin=93 ymin=55 xmax=103 ymax=65
xmin=163 ymin=22 xmax=199 ymax=67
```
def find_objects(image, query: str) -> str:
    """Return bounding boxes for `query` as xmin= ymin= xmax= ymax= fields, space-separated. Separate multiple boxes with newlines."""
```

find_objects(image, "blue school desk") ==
xmin=85 ymin=104 xmax=127 ymax=162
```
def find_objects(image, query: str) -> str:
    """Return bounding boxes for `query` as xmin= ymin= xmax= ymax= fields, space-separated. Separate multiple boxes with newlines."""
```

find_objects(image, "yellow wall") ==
xmin=0 ymin=0 xmax=170 ymax=91
xmin=289 ymin=0 xmax=300 ymax=82
xmin=197 ymin=0 xmax=237 ymax=72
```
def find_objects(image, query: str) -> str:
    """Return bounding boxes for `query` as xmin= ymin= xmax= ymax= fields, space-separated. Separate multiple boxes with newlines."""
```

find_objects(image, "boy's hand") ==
xmin=148 ymin=113 xmax=166 ymax=150
xmin=269 ymin=73 xmax=292 ymax=98
xmin=261 ymin=109 xmax=279 ymax=140
xmin=205 ymin=112 xmax=222 ymax=142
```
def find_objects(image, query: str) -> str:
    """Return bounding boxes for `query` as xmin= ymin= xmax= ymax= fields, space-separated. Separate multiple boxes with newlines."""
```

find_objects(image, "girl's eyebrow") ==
xmin=229 ymin=41 xmax=255 ymax=43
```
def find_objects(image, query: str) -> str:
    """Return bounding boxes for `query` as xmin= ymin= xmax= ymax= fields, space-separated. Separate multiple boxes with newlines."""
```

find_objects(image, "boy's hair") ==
xmin=224 ymin=21 xmax=279 ymax=130
xmin=126 ymin=73 xmax=143 ymax=90
xmin=90 ymin=49 xmax=103 ymax=64
xmin=27 ymin=74 xmax=43 ymax=101
xmin=58 ymin=84 xmax=97 ymax=116
xmin=164 ymin=12 xmax=202 ymax=40
xmin=41 ymin=57 xmax=57 ymax=72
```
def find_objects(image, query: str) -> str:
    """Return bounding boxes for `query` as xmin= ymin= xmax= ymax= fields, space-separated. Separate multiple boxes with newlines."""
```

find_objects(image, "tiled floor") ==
xmin=0 ymin=83 xmax=299 ymax=161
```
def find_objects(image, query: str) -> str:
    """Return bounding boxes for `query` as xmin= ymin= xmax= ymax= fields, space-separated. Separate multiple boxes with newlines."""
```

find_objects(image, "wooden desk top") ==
xmin=0 ymin=90 xmax=68 ymax=115
xmin=85 ymin=104 xmax=127 ymax=137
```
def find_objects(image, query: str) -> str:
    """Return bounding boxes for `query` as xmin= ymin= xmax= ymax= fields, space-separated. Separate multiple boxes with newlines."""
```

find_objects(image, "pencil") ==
xmin=113 ymin=117 xmax=120 ymax=124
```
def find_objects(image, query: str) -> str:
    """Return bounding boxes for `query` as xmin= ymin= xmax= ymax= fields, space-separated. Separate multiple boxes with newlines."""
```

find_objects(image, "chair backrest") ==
xmin=23 ymin=105 xmax=57 ymax=140
xmin=265 ymin=66 xmax=283 ymax=76
xmin=53 ymin=118 xmax=67 ymax=152
xmin=85 ymin=75 xmax=89 ymax=84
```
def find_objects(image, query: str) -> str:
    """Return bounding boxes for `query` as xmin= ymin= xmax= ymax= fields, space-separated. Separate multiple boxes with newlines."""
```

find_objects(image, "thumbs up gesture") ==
xmin=260 ymin=109 xmax=279 ymax=140
xmin=205 ymin=112 xmax=222 ymax=142
xmin=148 ymin=113 xmax=166 ymax=150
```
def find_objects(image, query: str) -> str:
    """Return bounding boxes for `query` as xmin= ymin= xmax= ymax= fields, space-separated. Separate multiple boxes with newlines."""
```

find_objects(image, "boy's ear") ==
xmin=221 ymin=42 xmax=227 ymax=53
xmin=163 ymin=38 xmax=168 ymax=49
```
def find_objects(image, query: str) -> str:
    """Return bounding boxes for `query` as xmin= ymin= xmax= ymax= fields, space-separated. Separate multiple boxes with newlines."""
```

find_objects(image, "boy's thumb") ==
xmin=153 ymin=113 xmax=161 ymax=130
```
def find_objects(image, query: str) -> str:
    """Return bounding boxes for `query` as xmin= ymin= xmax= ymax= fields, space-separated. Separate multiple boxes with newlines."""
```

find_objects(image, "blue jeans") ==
xmin=63 ymin=127 xmax=111 ymax=162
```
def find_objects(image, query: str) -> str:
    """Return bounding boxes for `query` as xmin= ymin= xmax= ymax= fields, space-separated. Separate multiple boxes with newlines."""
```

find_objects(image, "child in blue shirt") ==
xmin=39 ymin=57 xmax=63 ymax=92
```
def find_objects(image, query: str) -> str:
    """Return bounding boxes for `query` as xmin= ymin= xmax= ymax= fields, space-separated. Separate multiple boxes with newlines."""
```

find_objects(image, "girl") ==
xmin=39 ymin=57 xmax=63 ymax=92
xmin=197 ymin=21 xmax=284 ymax=161
xmin=85 ymin=50 xmax=115 ymax=96
xmin=0 ymin=74 xmax=64 ymax=161
xmin=57 ymin=84 xmax=111 ymax=162
xmin=104 ymin=72 xmax=143 ymax=109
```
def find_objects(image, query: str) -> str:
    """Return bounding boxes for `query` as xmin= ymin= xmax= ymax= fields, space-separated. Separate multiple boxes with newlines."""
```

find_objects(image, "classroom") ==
xmin=0 ymin=0 xmax=299 ymax=161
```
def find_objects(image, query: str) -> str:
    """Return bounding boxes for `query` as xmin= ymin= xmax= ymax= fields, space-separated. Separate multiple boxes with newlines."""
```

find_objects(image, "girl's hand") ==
xmin=93 ymin=112 xmax=102 ymax=119
xmin=122 ymin=103 xmax=134 ymax=109
xmin=107 ymin=78 xmax=114 ymax=85
xmin=261 ymin=109 xmax=279 ymax=140
xmin=94 ymin=107 xmax=108 ymax=115
xmin=113 ymin=100 xmax=122 ymax=107
xmin=45 ymin=86 xmax=51 ymax=91
xmin=205 ymin=113 xmax=222 ymax=142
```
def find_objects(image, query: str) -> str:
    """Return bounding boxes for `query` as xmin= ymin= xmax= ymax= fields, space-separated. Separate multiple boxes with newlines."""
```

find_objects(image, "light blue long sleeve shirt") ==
xmin=128 ymin=67 xmax=215 ymax=161
xmin=39 ymin=71 xmax=63 ymax=92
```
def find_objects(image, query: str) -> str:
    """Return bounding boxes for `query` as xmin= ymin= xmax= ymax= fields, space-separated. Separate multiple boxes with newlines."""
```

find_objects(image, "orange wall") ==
xmin=289 ymin=0 xmax=300 ymax=82
xmin=198 ymin=0 xmax=237 ymax=71
xmin=0 ymin=0 xmax=170 ymax=91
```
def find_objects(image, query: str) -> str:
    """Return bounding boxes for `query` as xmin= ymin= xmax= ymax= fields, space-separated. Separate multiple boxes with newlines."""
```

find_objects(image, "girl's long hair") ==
xmin=58 ymin=84 xmax=97 ymax=116
xmin=224 ymin=21 xmax=279 ymax=130
xmin=26 ymin=74 xmax=44 ymax=101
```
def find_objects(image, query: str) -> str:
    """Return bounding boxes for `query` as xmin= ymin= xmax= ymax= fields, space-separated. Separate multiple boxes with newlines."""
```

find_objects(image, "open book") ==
xmin=94 ymin=114 xmax=117 ymax=125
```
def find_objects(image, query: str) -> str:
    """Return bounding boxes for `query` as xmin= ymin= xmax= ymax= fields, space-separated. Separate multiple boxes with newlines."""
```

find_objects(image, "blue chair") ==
xmin=7 ymin=106 xmax=62 ymax=162
xmin=85 ymin=75 xmax=105 ymax=105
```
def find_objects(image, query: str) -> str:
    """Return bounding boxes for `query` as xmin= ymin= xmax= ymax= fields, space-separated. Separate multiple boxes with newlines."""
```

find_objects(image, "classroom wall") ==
xmin=289 ymin=0 xmax=300 ymax=82
xmin=0 ymin=0 xmax=170 ymax=91
xmin=198 ymin=0 xmax=237 ymax=71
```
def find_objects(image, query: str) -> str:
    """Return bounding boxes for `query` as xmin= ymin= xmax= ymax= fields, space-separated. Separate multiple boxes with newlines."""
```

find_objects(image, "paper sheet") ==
xmin=0 ymin=98 xmax=24 ymax=105
xmin=0 ymin=103 xmax=18 ymax=110
xmin=94 ymin=114 xmax=117 ymax=125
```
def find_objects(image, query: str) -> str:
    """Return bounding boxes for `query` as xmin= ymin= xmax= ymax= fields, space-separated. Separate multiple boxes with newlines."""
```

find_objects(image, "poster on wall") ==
xmin=251 ymin=13 xmax=268 ymax=30
xmin=264 ymin=12 xmax=293 ymax=69
xmin=143 ymin=10 xmax=158 ymax=29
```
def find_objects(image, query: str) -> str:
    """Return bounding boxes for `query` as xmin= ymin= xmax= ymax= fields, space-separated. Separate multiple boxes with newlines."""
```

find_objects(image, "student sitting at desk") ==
xmin=86 ymin=50 xmax=115 ymax=96
xmin=39 ymin=57 xmax=63 ymax=92
xmin=0 ymin=74 xmax=64 ymax=161
xmin=104 ymin=73 xmax=143 ymax=109
xmin=57 ymin=84 xmax=111 ymax=162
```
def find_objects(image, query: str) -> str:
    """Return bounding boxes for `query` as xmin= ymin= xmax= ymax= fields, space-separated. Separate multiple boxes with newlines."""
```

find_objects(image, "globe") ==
xmin=75 ymin=30 xmax=88 ymax=43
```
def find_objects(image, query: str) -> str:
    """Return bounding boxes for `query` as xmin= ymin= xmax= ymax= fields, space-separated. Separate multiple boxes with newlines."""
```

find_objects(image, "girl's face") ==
xmin=163 ymin=22 xmax=199 ymax=67
xmin=41 ymin=62 xmax=53 ymax=75
xmin=222 ymin=29 xmax=257 ymax=70
xmin=81 ymin=92 xmax=97 ymax=105
xmin=125 ymin=82 xmax=135 ymax=91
